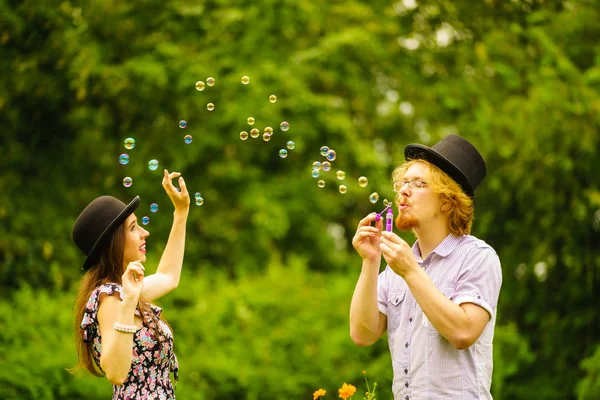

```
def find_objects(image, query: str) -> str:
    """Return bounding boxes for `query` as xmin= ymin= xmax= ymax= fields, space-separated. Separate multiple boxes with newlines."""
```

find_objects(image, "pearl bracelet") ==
xmin=113 ymin=322 xmax=139 ymax=334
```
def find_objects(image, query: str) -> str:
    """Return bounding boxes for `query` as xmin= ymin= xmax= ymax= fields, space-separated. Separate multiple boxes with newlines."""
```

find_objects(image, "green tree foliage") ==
xmin=1 ymin=0 xmax=599 ymax=399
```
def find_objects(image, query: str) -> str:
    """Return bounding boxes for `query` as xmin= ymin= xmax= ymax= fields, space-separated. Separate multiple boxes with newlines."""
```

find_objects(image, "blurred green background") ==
xmin=1 ymin=0 xmax=599 ymax=399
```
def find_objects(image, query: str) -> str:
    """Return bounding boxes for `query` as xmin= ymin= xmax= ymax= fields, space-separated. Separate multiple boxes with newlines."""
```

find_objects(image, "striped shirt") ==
xmin=378 ymin=234 xmax=502 ymax=400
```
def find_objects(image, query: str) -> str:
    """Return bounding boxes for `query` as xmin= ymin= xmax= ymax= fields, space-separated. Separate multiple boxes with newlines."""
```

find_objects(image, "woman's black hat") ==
xmin=72 ymin=195 xmax=140 ymax=270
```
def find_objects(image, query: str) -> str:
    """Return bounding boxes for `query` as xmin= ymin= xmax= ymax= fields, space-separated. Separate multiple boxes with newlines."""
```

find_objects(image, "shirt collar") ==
xmin=412 ymin=234 xmax=465 ymax=261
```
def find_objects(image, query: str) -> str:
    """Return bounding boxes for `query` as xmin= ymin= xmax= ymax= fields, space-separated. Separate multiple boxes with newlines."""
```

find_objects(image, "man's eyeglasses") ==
xmin=393 ymin=180 xmax=428 ymax=193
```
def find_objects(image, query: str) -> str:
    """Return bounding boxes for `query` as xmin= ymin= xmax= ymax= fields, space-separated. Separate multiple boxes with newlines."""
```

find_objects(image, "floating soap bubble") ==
xmin=179 ymin=120 xmax=187 ymax=129
xmin=383 ymin=199 xmax=389 ymax=206
xmin=148 ymin=159 xmax=159 ymax=171
xmin=263 ymin=133 xmax=271 ymax=141
xmin=150 ymin=203 xmax=159 ymax=213
xmin=287 ymin=141 xmax=295 ymax=150
xmin=321 ymin=161 xmax=331 ymax=172
xmin=124 ymin=138 xmax=136 ymax=150
xmin=326 ymin=149 xmax=337 ymax=161
xmin=317 ymin=180 xmax=325 ymax=188
xmin=339 ymin=185 xmax=347 ymax=194
xmin=279 ymin=149 xmax=288 ymax=158
xmin=119 ymin=154 xmax=129 ymax=165
xmin=240 ymin=131 xmax=248 ymax=140
xmin=195 ymin=81 xmax=205 ymax=91
xmin=196 ymin=197 xmax=204 ymax=206
xmin=241 ymin=76 xmax=250 ymax=84
xmin=247 ymin=117 xmax=255 ymax=125
xmin=280 ymin=121 xmax=289 ymax=131
xmin=206 ymin=77 xmax=215 ymax=86
xmin=184 ymin=135 xmax=192 ymax=144
xmin=194 ymin=192 xmax=201 ymax=199
xmin=320 ymin=146 xmax=329 ymax=157
xmin=142 ymin=216 xmax=150 ymax=225
xmin=358 ymin=176 xmax=368 ymax=187
xmin=369 ymin=192 xmax=380 ymax=204
xmin=269 ymin=95 xmax=277 ymax=103
xmin=336 ymin=170 xmax=346 ymax=180
xmin=207 ymin=103 xmax=214 ymax=111
xmin=250 ymin=128 xmax=259 ymax=138
xmin=312 ymin=161 xmax=322 ymax=171
xmin=311 ymin=170 xmax=320 ymax=178
xmin=123 ymin=177 xmax=133 ymax=187
xmin=264 ymin=126 xmax=273 ymax=134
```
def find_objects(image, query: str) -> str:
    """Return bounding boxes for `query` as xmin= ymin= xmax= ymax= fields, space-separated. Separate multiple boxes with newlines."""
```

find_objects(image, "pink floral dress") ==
xmin=81 ymin=283 xmax=179 ymax=399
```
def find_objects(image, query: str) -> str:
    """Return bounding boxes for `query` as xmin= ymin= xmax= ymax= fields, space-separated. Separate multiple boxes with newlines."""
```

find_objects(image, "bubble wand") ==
xmin=375 ymin=203 xmax=392 ymax=222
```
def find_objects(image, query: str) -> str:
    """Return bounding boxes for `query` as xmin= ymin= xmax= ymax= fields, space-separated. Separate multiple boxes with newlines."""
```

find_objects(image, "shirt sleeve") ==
xmin=451 ymin=245 xmax=502 ymax=319
xmin=377 ymin=266 xmax=392 ymax=316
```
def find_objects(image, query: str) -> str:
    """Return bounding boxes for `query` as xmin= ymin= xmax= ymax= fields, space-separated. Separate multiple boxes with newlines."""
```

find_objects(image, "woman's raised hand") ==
xmin=162 ymin=169 xmax=190 ymax=214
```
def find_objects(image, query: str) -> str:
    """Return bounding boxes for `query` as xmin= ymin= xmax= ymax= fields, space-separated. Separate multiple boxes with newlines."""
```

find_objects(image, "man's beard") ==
xmin=395 ymin=212 xmax=419 ymax=231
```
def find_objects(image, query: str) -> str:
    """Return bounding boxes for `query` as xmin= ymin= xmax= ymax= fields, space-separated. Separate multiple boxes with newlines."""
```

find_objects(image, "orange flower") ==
xmin=313 ymin=388 xmax=327 ymax=399
xmin=338 ymin=383 xmax=357 ymax=399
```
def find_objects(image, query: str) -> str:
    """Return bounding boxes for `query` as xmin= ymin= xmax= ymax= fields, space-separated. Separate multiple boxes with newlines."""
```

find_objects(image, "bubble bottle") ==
xmin=386 ymin=208 xmax=393 ymax=232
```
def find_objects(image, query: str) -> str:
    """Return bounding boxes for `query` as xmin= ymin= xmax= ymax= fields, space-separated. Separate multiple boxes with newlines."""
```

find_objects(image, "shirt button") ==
xmin=477 ymin=295 xmax=481 ymax=299
xmin=404 ymin=368 xmax=408 ymax=374
xmin=405 ymin=382 xmax=409 ymax=387
xmin=405 ymin=397 xmax=409 ymax=400
xmin=405 ymin=342 xmax=409 ymax=348
xmin=409 ymin=317 xmax=413 ymax=322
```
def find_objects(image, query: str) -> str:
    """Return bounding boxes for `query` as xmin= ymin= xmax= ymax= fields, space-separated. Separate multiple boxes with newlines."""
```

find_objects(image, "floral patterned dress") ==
xmin=81 ymin=283 xmax=179 ymax=399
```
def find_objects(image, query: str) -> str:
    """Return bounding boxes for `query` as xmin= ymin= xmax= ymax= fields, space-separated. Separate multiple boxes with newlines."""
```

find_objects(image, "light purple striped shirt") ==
xmin=378 ymin=234 xmax=502 ymax=400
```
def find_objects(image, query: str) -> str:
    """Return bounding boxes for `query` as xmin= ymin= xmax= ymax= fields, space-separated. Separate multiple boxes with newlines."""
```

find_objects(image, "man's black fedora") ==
xmin=404 ymin=134 xmax=486 ymax=198
xmin=72 ymin=195 xmax=140 ymax=270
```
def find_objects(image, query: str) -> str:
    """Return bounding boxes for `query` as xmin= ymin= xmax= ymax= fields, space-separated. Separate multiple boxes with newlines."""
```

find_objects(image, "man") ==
xmin=350 ymin=135 xmax=502 ymax=400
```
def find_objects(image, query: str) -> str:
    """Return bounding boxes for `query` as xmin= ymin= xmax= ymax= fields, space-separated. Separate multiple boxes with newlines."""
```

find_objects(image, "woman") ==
xmin=70 ymin=169 xmax=190 ymax=399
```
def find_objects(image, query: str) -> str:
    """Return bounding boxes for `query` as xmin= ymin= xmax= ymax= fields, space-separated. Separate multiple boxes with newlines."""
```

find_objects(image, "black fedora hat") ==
xmin=72 ymin=195 xmax=140 ymax=270
xmin=404 ymin=135 xmax=486 ymax=198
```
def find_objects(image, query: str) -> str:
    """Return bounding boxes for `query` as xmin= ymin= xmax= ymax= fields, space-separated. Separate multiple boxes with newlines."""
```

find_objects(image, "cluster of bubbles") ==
xmin=194 ymin=192 xmax=204 ymax=206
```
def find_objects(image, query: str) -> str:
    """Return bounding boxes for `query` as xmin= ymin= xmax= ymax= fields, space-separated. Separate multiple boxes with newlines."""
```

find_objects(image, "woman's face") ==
xmin=122 ymin=213 xmax=150 ymax=267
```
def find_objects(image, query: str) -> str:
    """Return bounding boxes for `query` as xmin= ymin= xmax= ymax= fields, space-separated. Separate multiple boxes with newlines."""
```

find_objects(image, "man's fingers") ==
xmin=357 ymin=213 xmax=378 ymax=228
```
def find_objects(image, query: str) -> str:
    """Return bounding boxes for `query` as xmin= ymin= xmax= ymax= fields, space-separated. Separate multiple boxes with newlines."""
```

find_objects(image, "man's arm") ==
xmin=350 ymin=259 xmax=388 ymax=346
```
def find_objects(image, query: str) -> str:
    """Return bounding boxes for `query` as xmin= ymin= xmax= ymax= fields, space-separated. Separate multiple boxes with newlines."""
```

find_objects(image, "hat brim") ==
xmin=83 ymin=196 xmax=140 ymax=270
xmin=404 ymin=144 xmax=474 ymax=197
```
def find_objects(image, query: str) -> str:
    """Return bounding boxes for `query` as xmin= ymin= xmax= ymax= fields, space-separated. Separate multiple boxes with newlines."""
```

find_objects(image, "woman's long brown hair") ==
xmin=69 ymin=223 xmax=171 ymax=376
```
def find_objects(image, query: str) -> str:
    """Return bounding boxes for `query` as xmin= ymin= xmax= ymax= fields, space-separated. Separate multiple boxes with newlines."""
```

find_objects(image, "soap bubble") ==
xmin=124 ymin=138 xmax=135 ymax=150
xmin=123 ymin=177 xmax=133 ymax=187
xmin=196 ymin=197 xmax=204 ymax=206
xmin=339 ymin=185 xmax=347 ymax=194
xmin=250 ymin=128 xmax=260 ymax=138
xmin=240 ymin=131 xmax=249 ymax=140
xmin=241 ymin=76 xmax=250 ymax=84
xmin=264 ymin=126 xmax=273 ymax=134
xmin=279 ymin=149 xmax=288 ymax=158
xmin=321 ymin=161 xmax=331 ymax=172
xmin=263 ymin=133 xmax=271 ymax=141
xmin=142 ymin=216 xmax=150 ymax=225
xmin=326 ymin=149 xmax=337 ymax=161
xmin=369 ymin=192 xmax=380 ymax=204
xmin=320 ymin=146 xmax=329 ymax=157
xmin=336 ymin=170 xmax=346 ymax=180
xmin=312 ymin=161 xmax=322 ymax=171
xmin=383 ymin=199 xmax=389 ymax=206
xmin=207 ymin=103 xmax=214 ymax=111
xmin=179 ymin=120 xmax=187 ymax=129
xmin=119 ymin=154 xmax=129 ymax=165
xmin=195 ymin=81 xmax=205 ymax=91
xmin=194 ymin=192 xmax=201 ymax=199
xmin=286 ymin=141 xmax=295 ymax=150
xmin=148 ymin=159 xmax=159 ymax=171
xmin=311 ymin=170 xmax=320 ymax=178
xmin=247 ymin=117 xmax=255 ymax=125
xmin=184 ymin=135 xmax=192 ymax=144
xmin=280 ymin=121 xmax=289 ymax=131
xmin=269 ymin=95 xmax=277 ymax=103
xmin=206 ymin=77 xmax=215 ymax=86
xmin=150 ymin=203 xmax=159 ymax=213
xmin=317 ymin=180 xmax=325 ymax=188
xmin=358 ymin=176 xmax=368 ymax=187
